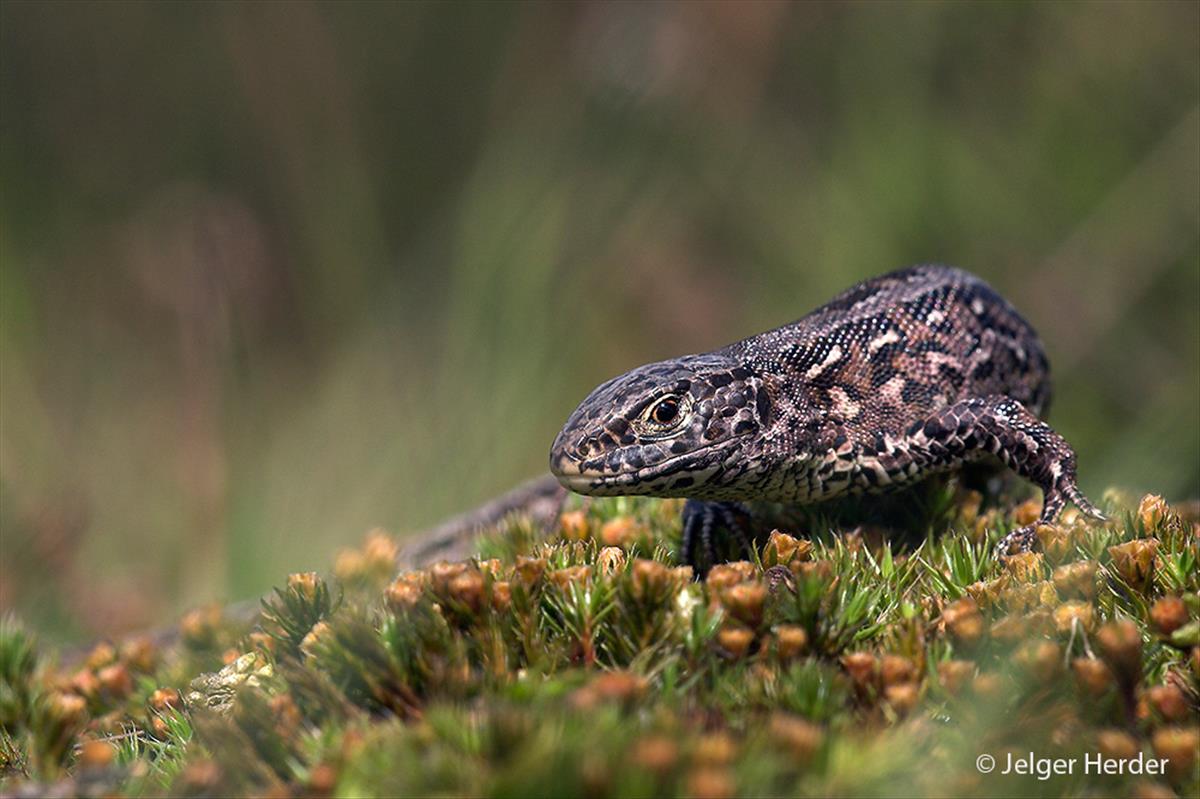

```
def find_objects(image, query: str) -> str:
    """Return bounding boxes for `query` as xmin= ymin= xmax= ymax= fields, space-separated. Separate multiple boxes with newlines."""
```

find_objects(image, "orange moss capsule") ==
xmin=548 ymin=565 xmax=591 ymax=590
xmin=765 ymin=530 xmax=808 ymax=564
xmin=558 ymin=509 xmax=589 ymax=541
xmin=775 ymin=626 xmax=808 ymax=661
xmin=85 ymin=642 xmax=117 ymax=671
xmin=884 ymin=682 xmax=920 ymax=715
xmin=150 ymin=687 xmax=182 ymax=712
xmin=971 ymin=672 xmax=1006 ymax=701
xmin=842 ymin=652 xmax=877 ymax=687
xmin=269 ymin=694 xmax=302 ymax=737
xmin=70 ymin=669 xmax=100 ymax=699
xmin=600 ymin=517 xmax=641 ymax=547
xmin=590 ymin=670 xmax=647 ymax=703
xmin=1004 ymin=551 xmax=1046 ymax=583
xmin=300 ymin=621 xmax=332 ymax=660
xmin=720 ymin=583 xmax=766 ymax=628
xmin=385 ymin=579 xmax=423 ymax=613
xmin=333 ymin=550 xmax=367 ymax=582
xmin=767 ymin=714 xmax=824 ymax=763
xmin=1035 ymin=524 xmax=1073 ymax=563
xmin=717 ymin=627 xmax=755 ymax=658
xmin=514 ymin=556 xmax=548 ymax=586
xmin=179 ymin=759 xmax=222 ymax=791
xmin=491 ymin=581 xmax=512 ymax=612
xmin=880 ymin=655 xmax=916 ymax=687
xmin=686 ymin=767 xmax=736 ymax=799
xmin=287 ymin=571 xmax=320 ymax=600
xmin=1096 ymin=619 xmax=1143 ymax=679
xmin=1145 ymin=684 xmax=1190 ymax=722
xmin=429 ymin=561 xmax=469 ymax=595
xmin=78 ymin=739 xmax=115 ymax=769
xmin=632 ymin=558 xmax=670 ymax=597
xmin=362 ymin=529 xmax=399 ymax=570
xmin=705 ymin=562 xmax=755 ymax=590
xmin=1053 ymin=601 xmax=1095 ymax=633
xmin=477 ymin=558 xmax=503 ymax=577
xmin=670 ymin=566 xmax=695 ymax=586
xmin=597 ymin=546 xmax=626 ymax=575
xmin=308 ymin=763 xmax=338 ymax=795
xmin=1072 ymin=658 xmax=1113 ymax=695
xmin=943 ymin=598 xmax=985 ymax=645
xmin=1052 ymin=560 xmax=1098 ymax=600
xmin=247 ymin=631 xmax=276 ymax=654
xmin=989 ymin=615 xmax=1027 ymax=646
xmin=1014 ymin=640 xmax=1061 ymax=683
xmin=1095 ymin=729 xmax=1139 ymax=761
xmin=692 ymin=732 xmax=738 ymax=767
xmin=119 ymin=636 xmax=158 ymax=673
xmin=1013 ymin=498 xmax=1042 ymax=526
xmin=52 ymin=692 xmax=87 ymax=723
xmin=97 ymin=663 xmax=133 ymax=699
xmin=447 ymin=570 xmax=485 ymax=613
xmin=965 ymin=577 xmax=1006 ymax=609
xmin=1107 ymin=539 xmax=1158 ymax=589
xmin=1137 ymin=494 xmax=1169 ymax=530
xmin=973 ymin=509 xmax=1001 ymax=541
xmin=1151 ymin=726 xmax=1198 ymax=780
xmin=937 ymin=660 xmax=974 ymax=695
xmin=792 ymin=560 xmax=833 ymax=582
xmin=1149 ymin=596 xmax=1188 ymax=635
xmin=632 ymin=735 xmax=679 ymax=776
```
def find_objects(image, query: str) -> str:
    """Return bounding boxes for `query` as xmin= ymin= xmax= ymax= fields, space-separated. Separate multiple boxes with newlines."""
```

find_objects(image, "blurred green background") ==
xmin=1 ymin=1 xmax=1197 ymax=644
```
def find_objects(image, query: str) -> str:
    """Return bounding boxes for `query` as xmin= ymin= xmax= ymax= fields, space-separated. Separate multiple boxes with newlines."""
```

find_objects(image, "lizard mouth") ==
xmin=550 ymin=442 xmax=738 ymax=497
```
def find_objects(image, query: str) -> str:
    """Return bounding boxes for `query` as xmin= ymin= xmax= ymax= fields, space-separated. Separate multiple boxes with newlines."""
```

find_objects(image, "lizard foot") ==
xmin=764 ymin=564 xmax=796 ymax=593
xmin=994 ymin=523 xmax=1039 ymax=561
xmin=680 ymin=500 xmax=754 ymax=577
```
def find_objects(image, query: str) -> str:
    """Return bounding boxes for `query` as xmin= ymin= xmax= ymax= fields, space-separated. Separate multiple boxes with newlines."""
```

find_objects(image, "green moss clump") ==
xmin=1 ymin=489 xmax=1197 ymax=797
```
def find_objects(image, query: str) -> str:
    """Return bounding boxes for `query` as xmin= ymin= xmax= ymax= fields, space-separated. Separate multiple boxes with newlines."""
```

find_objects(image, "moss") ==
xmin=1 ymin=490 xmax=1197 ymax=797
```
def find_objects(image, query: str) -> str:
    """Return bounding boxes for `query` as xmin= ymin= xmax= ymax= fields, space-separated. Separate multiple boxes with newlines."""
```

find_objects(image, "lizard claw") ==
xmin=680 ymin=500 xmax=754 ymax=577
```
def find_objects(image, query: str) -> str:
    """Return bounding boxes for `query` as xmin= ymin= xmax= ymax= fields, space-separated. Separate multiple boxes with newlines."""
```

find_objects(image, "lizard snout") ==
xmin=548 ymin=429 xmax=587 ymax=477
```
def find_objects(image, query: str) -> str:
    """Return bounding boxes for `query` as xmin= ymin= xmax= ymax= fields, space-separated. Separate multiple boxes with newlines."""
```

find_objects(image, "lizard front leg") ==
xmin=884 ymin=395 xmax=1106 ymax=556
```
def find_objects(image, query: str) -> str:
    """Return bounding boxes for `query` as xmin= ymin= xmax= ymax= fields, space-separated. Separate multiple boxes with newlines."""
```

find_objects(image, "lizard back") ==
xmin=726 ymin=265 xmax=1052 ymax=448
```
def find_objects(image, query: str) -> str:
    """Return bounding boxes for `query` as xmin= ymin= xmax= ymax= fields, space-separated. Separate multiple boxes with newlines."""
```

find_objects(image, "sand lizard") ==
xmin=549 ymin=264 xmax=1105 ymax=571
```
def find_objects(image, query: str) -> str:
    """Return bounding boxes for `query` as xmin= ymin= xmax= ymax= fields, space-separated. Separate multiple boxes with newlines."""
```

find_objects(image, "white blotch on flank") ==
xmin=805 ymin=344 xmax=844 ymax=379
xmin=867 ymin=329 xmax=900 ymax=354
xmin=829 ymin=386 xmax=860 ymax=419
xmin=879 ymin=375 xmax=906 ymax=405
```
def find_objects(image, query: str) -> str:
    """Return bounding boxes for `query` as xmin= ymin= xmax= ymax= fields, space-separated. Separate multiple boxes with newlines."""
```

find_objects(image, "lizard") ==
xmin=548 ymin=264 xmax=1106 ymax=572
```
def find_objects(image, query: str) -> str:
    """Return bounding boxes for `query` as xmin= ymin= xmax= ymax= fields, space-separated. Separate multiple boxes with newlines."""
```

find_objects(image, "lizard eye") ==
xmin=634 ymin=394 xmax=690 ymax=438
xmin=651 ymin=397 xmax=679 ymax=424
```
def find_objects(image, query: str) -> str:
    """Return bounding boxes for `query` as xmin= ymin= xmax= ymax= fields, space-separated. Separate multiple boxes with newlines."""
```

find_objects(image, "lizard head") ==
xmin=549 ymin=353 xmax=773 ymax=498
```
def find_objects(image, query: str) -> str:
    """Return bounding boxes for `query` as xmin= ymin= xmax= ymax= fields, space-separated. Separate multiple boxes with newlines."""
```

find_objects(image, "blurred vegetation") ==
xmin=0 ymin=487 xmax=1197 ymax=796
xmin=1 ymin=1 xmax=1198 ymax=644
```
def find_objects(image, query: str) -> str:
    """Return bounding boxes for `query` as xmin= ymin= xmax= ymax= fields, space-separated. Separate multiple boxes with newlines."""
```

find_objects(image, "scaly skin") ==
xmin=549 ymin=265 xmax=1105 ymax=572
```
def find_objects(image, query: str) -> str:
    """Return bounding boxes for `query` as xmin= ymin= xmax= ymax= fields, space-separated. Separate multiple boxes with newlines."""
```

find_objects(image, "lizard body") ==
xmin=549 ymin=265 xmax=1105 ymax=569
